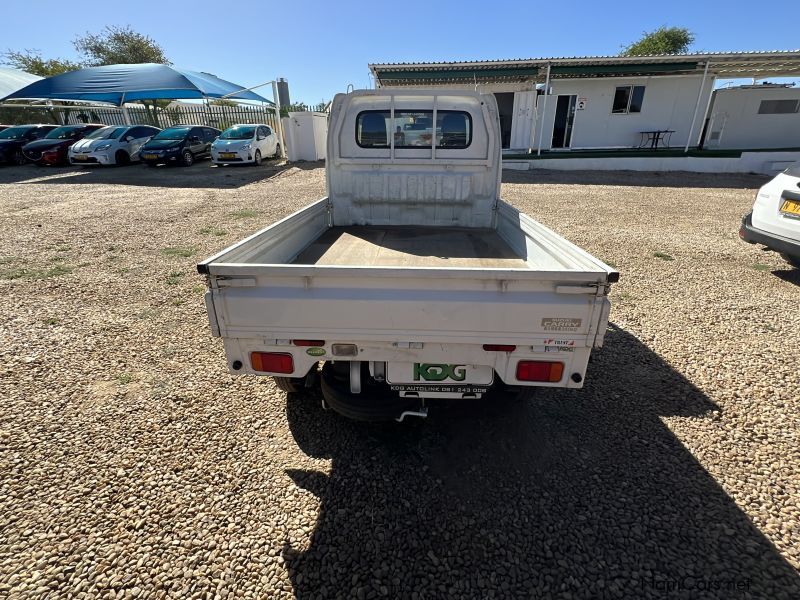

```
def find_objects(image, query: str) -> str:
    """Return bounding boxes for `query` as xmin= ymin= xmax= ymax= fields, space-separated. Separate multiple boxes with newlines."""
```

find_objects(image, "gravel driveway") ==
xmin=0 ymin=162 xmax=798 ymax=599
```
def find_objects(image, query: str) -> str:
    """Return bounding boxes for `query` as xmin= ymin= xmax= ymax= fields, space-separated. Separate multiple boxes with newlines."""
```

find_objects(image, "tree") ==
xmin=73 ymin=25 xmax=169 ymax=66
xmin=73 ymin=26 xmax=170 ymax=126
xmin=3 ymin=26 xmax=170 ymax=125
xmin=1 ymin=51 xmax=81 ymax=123
xmin=2 ymin=50 xmax=81 ymax=77
xmin=621 ymin=26 xmax=695 ymax=56
xmin=280 ymin=102 xmax=310 ymax=118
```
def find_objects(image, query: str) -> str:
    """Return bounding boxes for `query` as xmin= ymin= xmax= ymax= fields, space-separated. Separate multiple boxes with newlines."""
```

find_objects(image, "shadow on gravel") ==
xmin=282 ymin=324 xmax=800 ymax=599
xmin=772 ymin=268 xmax=800 ymax=287
xmin=502 ymin=168 xmax=770 ymax=190
xmin=0 ymin=160 xmax=322 ymax=189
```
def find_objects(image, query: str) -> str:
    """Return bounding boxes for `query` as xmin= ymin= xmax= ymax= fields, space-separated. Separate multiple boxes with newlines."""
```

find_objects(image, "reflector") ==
xmin=292 ymin=340 xmax=325 ymax=347
xmin=483 ymin=344 xmax=516 ymax=352
xmin=251 ymin=352 xmax=294 ymax=373
xmin=516 ymin=360 xmax=564 ymax=383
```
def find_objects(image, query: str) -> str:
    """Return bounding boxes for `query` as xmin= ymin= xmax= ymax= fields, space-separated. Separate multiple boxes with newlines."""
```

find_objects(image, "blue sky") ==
xmin=2 ymin=0 xmax=798 ymax=104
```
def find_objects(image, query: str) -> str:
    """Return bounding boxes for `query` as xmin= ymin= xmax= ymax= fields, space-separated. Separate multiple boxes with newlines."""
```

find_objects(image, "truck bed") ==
xmin=292 ymin=226 xmax=529 ymax=268
xmin=199 ymin=198 xmax=619 ymax=277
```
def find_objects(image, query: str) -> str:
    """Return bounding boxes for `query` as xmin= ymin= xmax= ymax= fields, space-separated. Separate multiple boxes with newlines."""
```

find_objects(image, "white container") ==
xmin=282 ymin=111 xmax=328 ymax=161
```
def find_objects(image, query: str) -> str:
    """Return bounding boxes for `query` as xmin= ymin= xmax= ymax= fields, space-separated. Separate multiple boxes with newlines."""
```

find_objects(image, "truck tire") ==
xmin=320 ymin=362 xmax=421 ymax=422
xmin=780 ymin=253 xmax=800 ymax=269
xmin=273 ymin=376 xmax=303 ymax=393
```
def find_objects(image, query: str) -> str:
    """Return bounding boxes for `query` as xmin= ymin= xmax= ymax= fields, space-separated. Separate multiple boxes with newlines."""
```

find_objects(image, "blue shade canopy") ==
xmin=1 ymin=63 xmax=271 ymax=105
xmin=0 ymin=67 xmax=42 ymax=99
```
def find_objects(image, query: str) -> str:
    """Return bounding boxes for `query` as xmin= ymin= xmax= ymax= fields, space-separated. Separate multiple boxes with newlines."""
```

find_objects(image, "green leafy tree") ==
xmin=4 ymin=26 xmax=171 ymax=124
xmin=280 ymin=102 xmax=310 ymax=118
xmin=621 ymin=26 xmax=695 ymax=56
xmin=72 ymin=25 xmax=171 ymax=125
xmin=1 ymin=51 xmax=80 ymax=123
xmin=2 ymin=50 xmax=81 ymax=77
xmin=73 ymin=25 xmax=169 ymax=66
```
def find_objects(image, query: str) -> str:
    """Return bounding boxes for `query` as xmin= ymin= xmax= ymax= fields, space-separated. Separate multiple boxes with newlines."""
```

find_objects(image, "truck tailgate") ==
xmin=206 ymin=268 xmax=607 ymax=344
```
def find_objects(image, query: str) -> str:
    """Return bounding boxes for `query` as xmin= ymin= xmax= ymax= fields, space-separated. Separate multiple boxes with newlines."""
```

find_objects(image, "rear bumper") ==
xmin=740 ymin=211 xmax=800 ymax=257
xmin=220 ymin=337 xmax=592 ymax=390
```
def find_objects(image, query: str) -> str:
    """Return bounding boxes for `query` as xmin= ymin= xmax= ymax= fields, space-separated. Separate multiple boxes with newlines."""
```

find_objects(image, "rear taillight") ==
xmin=516 ymin=360 xmax=564 ymax=382
xmin=250 ymin=352 xmax=294 ymax=373
xmin=292 ymin=339 xmax=325 ymax=347
xmin=483 ymin=344 xmax=516 ymax=352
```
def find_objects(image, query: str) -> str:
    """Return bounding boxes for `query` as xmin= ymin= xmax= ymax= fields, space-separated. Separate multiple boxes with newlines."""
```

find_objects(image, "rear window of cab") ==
xmin=356 ymin=110 xmax=472 ymax=149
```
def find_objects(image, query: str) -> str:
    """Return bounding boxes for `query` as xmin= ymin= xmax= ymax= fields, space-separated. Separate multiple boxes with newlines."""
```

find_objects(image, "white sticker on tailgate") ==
xmin=387 ymin=362 xmax=493 ymax=385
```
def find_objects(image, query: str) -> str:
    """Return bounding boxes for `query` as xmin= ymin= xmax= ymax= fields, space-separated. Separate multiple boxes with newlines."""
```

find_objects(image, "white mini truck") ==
xmin=198 ymin=89 xmax=618 ymax=421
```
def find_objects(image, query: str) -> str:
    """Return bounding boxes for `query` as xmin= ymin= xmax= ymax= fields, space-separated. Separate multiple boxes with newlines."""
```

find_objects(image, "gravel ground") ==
xmin=0 ymin=161 xmax=798 ymax=599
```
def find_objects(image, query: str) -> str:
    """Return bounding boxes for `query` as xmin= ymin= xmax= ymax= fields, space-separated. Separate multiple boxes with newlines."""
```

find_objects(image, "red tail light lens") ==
xmin=292 ymin=340 xmax=325 ymax=347
xmin=483 ymin=344 xmax=517 ymax=352
xmin=516 ymin=360 xmax=564 ymax=382
xmin=251 ymin=352 xmax=294 ymax=373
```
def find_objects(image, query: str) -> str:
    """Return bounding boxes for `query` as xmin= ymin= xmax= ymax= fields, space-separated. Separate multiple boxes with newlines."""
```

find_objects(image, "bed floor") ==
xmin=291 ymin=226 xmax=529 ymax=268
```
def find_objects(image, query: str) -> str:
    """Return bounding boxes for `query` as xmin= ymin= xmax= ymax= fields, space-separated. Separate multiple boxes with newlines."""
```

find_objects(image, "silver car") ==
xmin=68 ymin=125 xmax=161 ymax=166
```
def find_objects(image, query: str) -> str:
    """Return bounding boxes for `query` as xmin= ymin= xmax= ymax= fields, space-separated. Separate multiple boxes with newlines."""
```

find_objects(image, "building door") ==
xmin=551 ymin=95 xmax=577 ymax=149
xmin=509 ymin=91 xmax=536 ymax=150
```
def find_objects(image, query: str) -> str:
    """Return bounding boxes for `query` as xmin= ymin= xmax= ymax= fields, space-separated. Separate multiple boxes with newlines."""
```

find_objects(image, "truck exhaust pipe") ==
xmin=395 ymin=407 xmax=428 ymax=422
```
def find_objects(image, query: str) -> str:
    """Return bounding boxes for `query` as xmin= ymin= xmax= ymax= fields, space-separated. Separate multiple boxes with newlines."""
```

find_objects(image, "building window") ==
xmin=612 ymin=85 xmax=645 ymax=114
xmin=758 ymin=99 xmax=799 ymax=114
xmin=356 ymin=110 xmax=472 ymax=149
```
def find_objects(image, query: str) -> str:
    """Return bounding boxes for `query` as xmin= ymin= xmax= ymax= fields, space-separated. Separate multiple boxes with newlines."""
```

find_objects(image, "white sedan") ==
xmin=211 ymin=124 xmax=280 ymax=165
xmin=69 ymin=125 xmax=161 ymax=166
xmin=740 ymin=162 xmax=800 ymax=268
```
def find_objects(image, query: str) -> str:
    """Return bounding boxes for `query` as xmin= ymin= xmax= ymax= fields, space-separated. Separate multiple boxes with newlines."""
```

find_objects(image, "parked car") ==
xmin=740 ymin=162 xmax=800 ymax=269
xmin=68 ymin=125 xmax=161 ymax=166
xmin=139 ymin=125 xmax=220 ymax=167
xmin=0 ymin=125 xmax=11 ymax=133
xmin=211 ymin=124 xmax=280 ymax=165
xmin=22 ymin=124 xmax=105 ymax=166
xmin=0 ymin=124 xmax=58 ymax=165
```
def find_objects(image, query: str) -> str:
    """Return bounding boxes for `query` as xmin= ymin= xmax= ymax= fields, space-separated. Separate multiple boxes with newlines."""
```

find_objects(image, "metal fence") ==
xmin=0 ymin=102 xmax=279 ymax=131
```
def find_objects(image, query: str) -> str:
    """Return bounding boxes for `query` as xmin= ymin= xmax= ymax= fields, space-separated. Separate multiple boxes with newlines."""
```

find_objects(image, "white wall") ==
xmin=536 ymin=75 xmax=715 ymax=150
xmin=503 ymin=151 xmax=799 ymax=175
xmin=706 ymin=87 xmax=800 ymax=150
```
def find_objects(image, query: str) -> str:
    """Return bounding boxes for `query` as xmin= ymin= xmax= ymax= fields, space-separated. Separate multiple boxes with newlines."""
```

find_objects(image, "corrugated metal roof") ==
xmin=371 ymin=50 xmax=800 ymax=66
xmin=370 ymin=51 xmax=800 ymax=84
